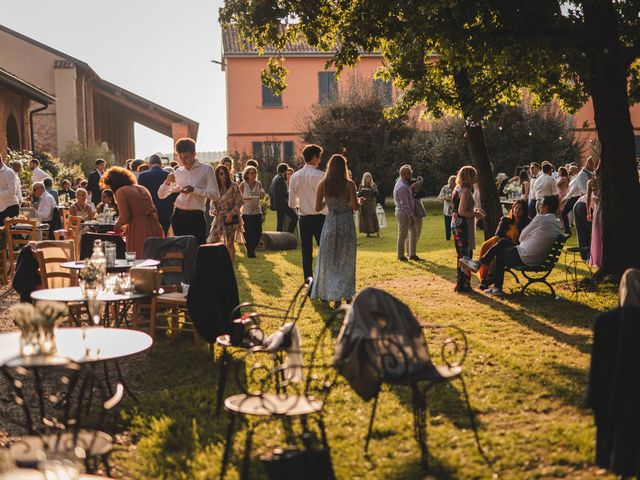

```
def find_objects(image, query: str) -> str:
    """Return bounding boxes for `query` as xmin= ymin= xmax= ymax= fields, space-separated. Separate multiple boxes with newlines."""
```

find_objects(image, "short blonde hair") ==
xmin=399 ymin=164 xmax=412 ymax=176
xmin=242 ymin=166 xmax=258 ymax=181
xmin=456 ymin=166 xmax=477 ymax=188
xmin=76 ymin=188 xmax=88 ymax=197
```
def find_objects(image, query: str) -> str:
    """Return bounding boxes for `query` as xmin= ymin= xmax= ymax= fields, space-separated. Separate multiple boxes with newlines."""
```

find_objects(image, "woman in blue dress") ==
xmin=311 ymin=154 xmax=361 ymax=307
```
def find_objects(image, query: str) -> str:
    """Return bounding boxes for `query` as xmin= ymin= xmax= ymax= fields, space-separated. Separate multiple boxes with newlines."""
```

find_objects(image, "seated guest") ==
xmin=33 ymin=181 xmax=56 ymax=222
xmin=43 ymin=177 xmax=59 ymax=204
xmin=58 ymin=179 xmax=76 ymax=204
xmin=461 ymin=195 xmax=563 ymax=296
xmin=96 ymin=189 xmax=119 ymax=215
xmin=69 ymin=188 xmax=95 ymax=220
xmin=476 ymin=199 xmax=530 ymax=290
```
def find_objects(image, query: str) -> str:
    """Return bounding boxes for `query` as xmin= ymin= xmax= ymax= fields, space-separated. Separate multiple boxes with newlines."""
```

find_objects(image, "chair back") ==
xmin=68 ymin=215 xmax=83 ymax=230
xmin=539 ymin=233 xmax=570 ymax=270
xmin=31 ymin=240 xmax=76 ymax=289
xmin=80 ymin=233 xmax=125 ymax=260
xmin=5 ymin=218 xmax=38 ymax=271
xmin=332 ymin=288 xmax=433 ymax=400
xmin=229 ymin=278 xmax=313 ymax=336
xmin=231 ymin=308 xmax=344 ymax=410
xmin=142 ymin=235 xmax=198 ymax=284
xmin=60 ymin=208 xmax=70 ymax=229
xmin=159 ymin=251 xmax=185 ymax=286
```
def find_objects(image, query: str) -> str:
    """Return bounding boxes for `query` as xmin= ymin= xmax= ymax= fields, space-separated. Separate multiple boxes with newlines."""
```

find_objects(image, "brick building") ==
xmin=0 ymin=24 xmax=198 ymax=162
xmin=0 ymin=67 xmax=55 ymax=155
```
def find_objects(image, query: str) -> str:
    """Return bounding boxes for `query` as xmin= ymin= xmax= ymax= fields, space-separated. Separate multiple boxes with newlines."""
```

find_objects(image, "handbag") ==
xmin=413 ymin=198 xmax=427 ymax=218
xmin=130 ymin=267 xmax=161 ymax=293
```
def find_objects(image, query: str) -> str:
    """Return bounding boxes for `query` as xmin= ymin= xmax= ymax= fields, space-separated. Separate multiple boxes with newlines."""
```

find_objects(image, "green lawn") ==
xmin=114 ymin=201 xmax=618 ymax=479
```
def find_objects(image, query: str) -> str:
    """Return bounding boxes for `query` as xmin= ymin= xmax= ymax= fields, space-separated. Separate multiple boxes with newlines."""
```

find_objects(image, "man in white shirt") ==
xmin=30 ymin=159 xmax=48 ymax=184
xmin=33 ymin=181 xmax=56 ymax=222
xmin=528 ymin=162 xmax=540 ymax=220
xmin=532 ymin=162 xmax=558 ymax=213
xmin=288 ymin=144 xmax=327 ymax=280
xmin=158 ymin=138 xmax=219 ymax=244
xmin=461 ymin=195 xmax=563 ymax=296
xmin=0 ymin=154 xmax=20 ymax=225
xmin=561 ymin=156 xmax=594 ymax=234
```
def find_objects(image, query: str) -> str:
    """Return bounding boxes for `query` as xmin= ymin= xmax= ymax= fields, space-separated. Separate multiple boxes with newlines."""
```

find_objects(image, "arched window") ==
xmin=6 ymin=113 xmax=21 ymax=151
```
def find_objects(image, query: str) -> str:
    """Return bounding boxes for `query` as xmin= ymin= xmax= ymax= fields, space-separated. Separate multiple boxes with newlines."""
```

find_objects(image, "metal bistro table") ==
xmin=31 ymin=286 xmax=154 ymax=329
xmin=0 ymin=328 xmax=152 ymax=414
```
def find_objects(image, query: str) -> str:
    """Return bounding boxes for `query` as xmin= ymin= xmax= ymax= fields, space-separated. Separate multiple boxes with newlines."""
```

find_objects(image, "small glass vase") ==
xmin=79 ymin=278 xmax=99 ymax=295
xmin=39 ymin=326 xmax=57 ymax=356
xmin=20 ymin=328 xmax=41 ymax=356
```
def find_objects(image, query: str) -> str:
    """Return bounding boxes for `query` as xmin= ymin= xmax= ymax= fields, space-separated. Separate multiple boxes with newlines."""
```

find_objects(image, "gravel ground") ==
xmin=0 ymin=283 xmax=149 ymax=478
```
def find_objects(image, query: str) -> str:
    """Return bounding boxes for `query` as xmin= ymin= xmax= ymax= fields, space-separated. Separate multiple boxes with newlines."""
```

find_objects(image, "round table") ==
xmin=60 ymin=258 xmax=160 ymax=273
xmin=0 ymin=328 xmax=152 ymax=368
xmin=31 ymin=287 xmax=153 ymax=328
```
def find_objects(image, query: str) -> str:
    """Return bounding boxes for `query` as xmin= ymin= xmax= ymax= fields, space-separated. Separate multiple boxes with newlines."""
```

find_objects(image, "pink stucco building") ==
xmin=221 ymin=26 xmax=640 ymax=166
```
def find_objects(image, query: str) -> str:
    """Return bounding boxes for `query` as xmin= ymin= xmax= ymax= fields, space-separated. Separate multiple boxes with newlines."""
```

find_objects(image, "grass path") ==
xmin=114 ymin=201 xmax=617 ymax=479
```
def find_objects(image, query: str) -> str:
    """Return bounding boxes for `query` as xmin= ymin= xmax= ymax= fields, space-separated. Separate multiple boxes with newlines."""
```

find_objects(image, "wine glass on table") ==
xmin=83 ymin=287 xmax=102 ymax=357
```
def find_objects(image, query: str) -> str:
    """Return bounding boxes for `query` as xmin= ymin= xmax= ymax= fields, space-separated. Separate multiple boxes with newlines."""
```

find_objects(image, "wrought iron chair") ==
xmin=335 ymin=288 xmax=488 ymax=471
xmin=219 ymin=307 xmax=344 ymax=480
xmin=214 ymin=279 xmax=313 ymax=415
xmin=0 ymin=361 xmax=124 ymax=476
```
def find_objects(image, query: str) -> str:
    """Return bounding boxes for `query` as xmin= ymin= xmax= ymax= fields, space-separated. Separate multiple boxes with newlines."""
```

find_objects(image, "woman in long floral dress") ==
xmin=208 ymin=164 xmax=243 ymax=261
xmin=357 ymin=172 xmax=380 ymax=237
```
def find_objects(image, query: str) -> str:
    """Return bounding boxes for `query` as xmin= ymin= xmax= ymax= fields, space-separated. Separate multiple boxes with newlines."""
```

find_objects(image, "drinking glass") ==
xmin=125 ymin=251 xmax=136 ymax=264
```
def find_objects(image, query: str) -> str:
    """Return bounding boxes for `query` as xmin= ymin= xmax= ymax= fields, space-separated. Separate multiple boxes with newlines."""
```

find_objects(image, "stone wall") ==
xmin=31 ymin=102 xmax=58 ymax=155
xmin=0 ymin=89 xmax=29 ymax=154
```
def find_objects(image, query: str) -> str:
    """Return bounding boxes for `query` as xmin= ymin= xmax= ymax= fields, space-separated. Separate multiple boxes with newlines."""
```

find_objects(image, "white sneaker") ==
xmin=459 ymin=257 xmax=481 ymax=273
xmin=484 ymin=287 xmax=505 ymax=297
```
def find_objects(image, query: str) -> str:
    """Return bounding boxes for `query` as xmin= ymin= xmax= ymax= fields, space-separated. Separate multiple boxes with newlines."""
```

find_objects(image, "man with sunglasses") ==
xmin=158 ymin=138 xmax=219 ymax=244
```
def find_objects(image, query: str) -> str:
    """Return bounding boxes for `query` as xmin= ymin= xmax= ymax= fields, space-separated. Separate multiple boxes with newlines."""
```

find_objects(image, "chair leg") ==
xmin=411 ymin=383 xmax=429 ymax=471
xmin=241 ymin=424 xmax=254 ymax=480
xmin=220 ymin=414 xmax=237 ymax=480
xmin=364 ymin=392 xmax=379 ymax=455
xmin=216 ymin=346 xmax=230 ymax=416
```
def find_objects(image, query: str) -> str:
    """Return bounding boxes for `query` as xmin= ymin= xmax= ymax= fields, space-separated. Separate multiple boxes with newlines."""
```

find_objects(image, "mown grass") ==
xmin=113 ymin=200 xmax=617 ymax=479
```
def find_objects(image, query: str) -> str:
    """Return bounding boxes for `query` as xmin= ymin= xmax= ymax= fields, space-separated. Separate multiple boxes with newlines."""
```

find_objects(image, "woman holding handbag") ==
xmin=208 ymin=164 xmax=243 ymax=261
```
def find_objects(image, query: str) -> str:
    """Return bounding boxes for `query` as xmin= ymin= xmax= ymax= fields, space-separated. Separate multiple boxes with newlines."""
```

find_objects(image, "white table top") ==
xmin=0 ymin=327 xmax=152 ymax=368
xmin=60 ymin=259 xmax=160 ymax=271
xmin=31 ymin=286 xmax=151 ymax=303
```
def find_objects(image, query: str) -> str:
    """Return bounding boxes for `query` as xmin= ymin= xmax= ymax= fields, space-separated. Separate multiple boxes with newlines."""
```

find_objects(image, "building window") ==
xmin=283 ymin=141 xmax=294 ymax=162
xmin=252 ymin=141 xmax=294 ymax=165
xmin=318 ymin=72 xmax=337 ymax=104
xmin=262 ymin=84 xmax=282 ymax=107
xmin=373 ymin=79 xmax=393 ymax=106
xmin=635 ymin=136 xmax=640 ymax=158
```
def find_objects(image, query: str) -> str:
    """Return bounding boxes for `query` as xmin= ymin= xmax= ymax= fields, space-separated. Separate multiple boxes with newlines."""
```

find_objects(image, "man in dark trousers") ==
xmin=288 ymin=144 xmax=326 ymax=281
xmin=87 ymin=158 xmax=106 ymax=206
xmin=138 ymin=154 xmax=177 ymax=235
xmin=270 ymin=162 xmax=298 ymax=233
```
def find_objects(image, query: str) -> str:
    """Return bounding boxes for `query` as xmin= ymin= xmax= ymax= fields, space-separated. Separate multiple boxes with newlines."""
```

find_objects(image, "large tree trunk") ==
xmin=583 ymin=1 xmax=640 ymax=279
xmin=453 ymin=68 xmax=502 ymax=240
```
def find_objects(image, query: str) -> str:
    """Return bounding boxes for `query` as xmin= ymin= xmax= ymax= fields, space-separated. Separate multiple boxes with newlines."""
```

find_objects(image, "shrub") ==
xmin=61 ymin=142 xmax=115 ymax=177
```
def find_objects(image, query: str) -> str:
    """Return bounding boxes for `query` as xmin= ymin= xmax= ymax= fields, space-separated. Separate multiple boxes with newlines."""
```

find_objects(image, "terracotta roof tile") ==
xmin=222 ymin=25 xmax=338 ymax=56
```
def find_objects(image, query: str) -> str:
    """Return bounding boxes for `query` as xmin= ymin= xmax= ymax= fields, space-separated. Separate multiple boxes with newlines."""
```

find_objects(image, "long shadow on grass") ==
xmin=409 ymin=259 xmax=598 ymax=354
xmin=236 ymin=253 xmax=284 ymax=298
xmin=120 ymin=337 xmax=251 ymax=478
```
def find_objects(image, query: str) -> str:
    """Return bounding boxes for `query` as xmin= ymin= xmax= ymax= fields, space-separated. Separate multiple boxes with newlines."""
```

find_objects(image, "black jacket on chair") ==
xmin=142 ymin=235 xmax=198 ymax=284
xmin=187 ymin=244 xmax=239 ymax=342
xmin=12 ymin=246 xmax=41 ymax=302
xmin=587 ymin=306 xmax=640 ymax=477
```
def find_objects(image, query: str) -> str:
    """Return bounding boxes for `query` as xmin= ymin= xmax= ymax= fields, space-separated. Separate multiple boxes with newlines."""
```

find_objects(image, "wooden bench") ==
xmin=506 ymin=234 xmax=570 ymax=296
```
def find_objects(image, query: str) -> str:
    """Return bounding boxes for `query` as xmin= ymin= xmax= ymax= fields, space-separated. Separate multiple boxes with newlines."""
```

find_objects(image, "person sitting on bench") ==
xmin=460 ymin=195 xmax=563 ymax=296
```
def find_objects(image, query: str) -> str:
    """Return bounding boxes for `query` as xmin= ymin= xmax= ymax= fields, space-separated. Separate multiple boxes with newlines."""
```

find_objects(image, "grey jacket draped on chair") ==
xmin=333 ymin=287 xmax=432 ymax=401
xmin=142 ymin=235 xmax=198 ymax=284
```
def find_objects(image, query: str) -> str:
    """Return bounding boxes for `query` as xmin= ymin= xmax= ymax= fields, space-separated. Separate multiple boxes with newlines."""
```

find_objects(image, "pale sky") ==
xmin=2 ymin=0 xmax=227 ymax=157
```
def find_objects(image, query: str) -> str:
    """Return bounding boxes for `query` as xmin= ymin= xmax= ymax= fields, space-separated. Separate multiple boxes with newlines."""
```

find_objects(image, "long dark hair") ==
xmin=215 ymin=164 xmax=232 ymax=191
xmin=518 ymin=169 xmax=529 ymax=184
xmin=324 ymin=154 xmax=350 ymax=198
